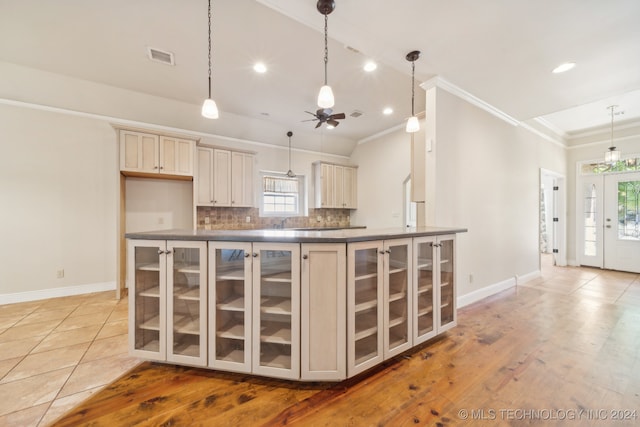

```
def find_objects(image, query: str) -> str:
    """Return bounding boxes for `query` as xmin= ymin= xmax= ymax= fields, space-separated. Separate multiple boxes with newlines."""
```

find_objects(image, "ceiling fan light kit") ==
xmin=201 ymin=0 xmax=219 ymax=119
xmin=317 ymin=0 xmax=336 ymax=109
xmin=405 ymin=50 xmax=420 ymax=133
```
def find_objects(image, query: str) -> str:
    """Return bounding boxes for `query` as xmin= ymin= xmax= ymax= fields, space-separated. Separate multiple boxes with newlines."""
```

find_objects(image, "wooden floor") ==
xmin=53 ymin=260 xmax=640 ymax=426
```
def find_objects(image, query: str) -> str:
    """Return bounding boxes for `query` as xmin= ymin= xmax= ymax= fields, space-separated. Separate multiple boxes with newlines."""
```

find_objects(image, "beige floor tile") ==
xmin=0 ymin=320 xmax=58 ymax=344
xmin=0 ymin=302 xmax=41 ymax=318
xmin=37 ymin=295 xmax=85 ymax=311
xmin=38 ymin=386 xmax=101 ymax=426
xmin=54 ymin=312 xmax=111 ymax=332
xmin=95 ymin=319 xmax=128 ymax=340
xmin=0 ymin=315 xmax=20 ymax=330
xmin=0 ymin=367 xmax=73 ymax=416
xmin=0 ymin=336 xmax=43 ymax=361
xmin=58 ymin=354 xmax=139 ymax=398
xmin=82 ymin=334 xmax=128 ymax=363
xmin=0 ymin=402 xmax=48 ymax=427
xmin=69 ymin=301 xmax=118 ymax=318
xmin=31 ymin=324 xmax=101 ymax=354
xmin=0 ymin=357 xmax=22 ymax=379
xmin=14 ymin=307 xmax=74 ymax=327
xmin=1 ymin=342 xmax=89 ymax=384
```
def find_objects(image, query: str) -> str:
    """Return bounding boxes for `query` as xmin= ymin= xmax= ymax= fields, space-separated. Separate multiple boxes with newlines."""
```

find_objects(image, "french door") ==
xmin=580 ymin=172 xmax=640 ymax=273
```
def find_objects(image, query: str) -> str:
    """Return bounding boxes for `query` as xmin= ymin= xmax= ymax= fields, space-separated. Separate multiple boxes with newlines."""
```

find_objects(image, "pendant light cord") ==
xmin=207 ymin=0 xmax=212 ymax=99
xmin=288 ymin=135 xmax=292 ymax=170
xmin=324 ymin=13 xmax=328 ymax=86
xmin=411 ymin=60 xmax=415 ymax=116
xmin=610 ymin=106 xmax=614 ymax=149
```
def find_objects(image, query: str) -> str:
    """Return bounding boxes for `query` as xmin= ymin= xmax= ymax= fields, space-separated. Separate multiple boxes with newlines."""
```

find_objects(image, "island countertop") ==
xmin=125 ymin=226 xmax=467 ymax=243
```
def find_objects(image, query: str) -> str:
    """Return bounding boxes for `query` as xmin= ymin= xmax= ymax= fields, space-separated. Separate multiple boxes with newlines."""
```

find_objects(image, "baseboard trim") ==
xmin=457 ymin=270 xmax=541 ymax=308
xmin=0 ymin=281 xmax=116 ymax=305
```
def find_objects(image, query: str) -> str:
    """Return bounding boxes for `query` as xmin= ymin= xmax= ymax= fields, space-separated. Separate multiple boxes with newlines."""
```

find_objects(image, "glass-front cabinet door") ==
xmin=166 ymin=241 xmax=207 ymax=366
xmin=209 ymin=242 xmax=252 ymax=373
xmin=437 ymin=236 xmax=456 ymax=332
xmin=128 ymin=240 xmax=166 ymax=361
xmin=412 ymin=237 xmax=437 ymax=344
xmin=347 ymin=241 xmax=384 ymax=377
xmin=252 ymin=243 xmax=300 ymax=379
xmin=383 ymin=239 xmax=412 ymax=358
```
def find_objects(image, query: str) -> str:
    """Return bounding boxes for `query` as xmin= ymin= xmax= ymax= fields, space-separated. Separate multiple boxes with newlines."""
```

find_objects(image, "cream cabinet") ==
xmin=208 ymin=242 xmax=300 ymax=380
xmin=128 ymin=240 xmax=207 ymax=367
xmin=195 ymin=148 xmax=254 ymax=207
xmin=412 ymin=235 xmax=456 ymax=344
xmin=383 ymin=239 xmax=413 ymax=358
xmin=314 ymin=162 xmax=357 ymax=209
xmin=120 ymin=130 xmax=194 ymax=176
xmin=301 ymin=243 xmax=346 ymax=381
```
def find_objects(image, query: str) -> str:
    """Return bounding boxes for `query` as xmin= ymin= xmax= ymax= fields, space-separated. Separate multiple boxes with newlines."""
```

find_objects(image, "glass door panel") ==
xmin=210 ymin=243 xmax=251 ymax=372
xmin=413 ymin=238 xmax=435 ymax=344
xmin=438 ymin=239 xmax=455 ymax=329
xmin=168 ymin=242 xmax=206 ymax=365
xmin=385 ymin=240 xmax=412 ymax=357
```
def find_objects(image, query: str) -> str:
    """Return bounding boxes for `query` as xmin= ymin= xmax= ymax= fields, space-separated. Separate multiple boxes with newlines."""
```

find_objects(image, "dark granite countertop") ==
xmin=125 ymin=226 xmax=467 ymax=243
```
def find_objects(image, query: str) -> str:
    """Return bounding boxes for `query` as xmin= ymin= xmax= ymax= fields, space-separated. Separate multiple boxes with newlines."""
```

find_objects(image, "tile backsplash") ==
xmin=197 ymin=207 xmax=352 ymax=230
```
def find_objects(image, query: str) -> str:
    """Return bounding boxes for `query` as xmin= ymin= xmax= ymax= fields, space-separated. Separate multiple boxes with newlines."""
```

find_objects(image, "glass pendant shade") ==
xmin=406 ymin=116 xmax=420 ymax=133
xmin=317 ymin=85 xmax=335 ymax=109
xmin=201 ymin=98 xmax=219 ymax=119
xmin=605 ymin=147 xmax=620 ymax=163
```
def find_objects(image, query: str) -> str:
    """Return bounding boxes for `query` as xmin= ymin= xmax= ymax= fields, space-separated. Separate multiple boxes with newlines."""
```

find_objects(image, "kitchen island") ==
xmin=126 ymin=226 xmax=466 ymax=381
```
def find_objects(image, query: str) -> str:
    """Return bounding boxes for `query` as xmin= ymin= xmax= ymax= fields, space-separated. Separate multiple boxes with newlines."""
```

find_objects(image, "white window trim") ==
xmin=258 ymin=171 xmax=308 ymax=217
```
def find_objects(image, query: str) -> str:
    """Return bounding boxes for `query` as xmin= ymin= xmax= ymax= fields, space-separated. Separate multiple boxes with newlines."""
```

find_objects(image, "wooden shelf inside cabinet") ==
xmin=174 ymin=263 xmax=201 ymax=274
xmin=217 ymin=348 xmax=244 ymax=363
xmin=388 ymin=315 xmax=407 ymax=329
xmin=440 ymin=281 xmax=451 ymax=288
xmin=417 ymin=306 xmax=433 ymax=317
xmin=260 ymin=297 xmax=292 ymax=315
xmin=388 ymin=267 xmax=408 ymax=275
xmin=441 ymin=301 xmax=451 ymax=309
xmin=216 ymin=267 xmax=245 ymax=281
xmin=415 ymin=261 xmax=433 ymax=269
xmin=138 ymin=340 xmax=160 ymax=352
xmin=354 ymin=262 xmax=378 ymax=280
xmin=136 ymin=263 xmax=160 ymax=272
xmin=417 ymin=284 xmax=433 ymax=294
xmin=260 ymin=351 xmax=291 ymax=370
xmin=354 ymin=288 xmax=378 ymax=312
xmin=354 ymin=312 xmax=378 ymax=341
xmin=217 ymin=296 xmax=245 ymax=312
xmin=174 ymin=286 xmax=200 ymax=301
xmin=173 ymin=315 xmax=200 ymax=335
xmin=389 ymin=290 xmax=407 ymax=303
xmin=139 ymin=286 xmax=161 ymax=298
xmin=389 ymin=333 xmax=408 ymax=350
xmin=139 ymin=315 xmax=160 ymax=331
xmin=440 ymin=259 xmax=450 ymax=264
xmin=354 ymin=335 xmax=378 ymax=366
xmin=217 ymin=322 xmax=244 ymax=340
xmin=260 ymin=323 xmax=292 ymax=344
xmin=261 ymin=271 xmax=292 ymax=284
xmin=173 ymin=343 xmax=200 ymax=358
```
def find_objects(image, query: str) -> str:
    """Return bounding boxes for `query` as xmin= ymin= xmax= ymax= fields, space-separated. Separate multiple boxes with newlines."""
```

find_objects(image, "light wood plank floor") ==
xmin=44 ymin=258 xmax=640 ymax=424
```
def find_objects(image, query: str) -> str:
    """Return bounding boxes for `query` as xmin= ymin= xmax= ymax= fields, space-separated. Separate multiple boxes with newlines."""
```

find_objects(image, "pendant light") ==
xmin=405 ymin=50 xmax=420 ymax=133
xmin=604 ymin=105 xmax=621 ymax=164
xmin=201 ymin=0 xmax=219 ymax=119
xmin=286 ymin=131 xmax=296 ymax=178
xmin=317 ymin=0 xmax=336 ymax=109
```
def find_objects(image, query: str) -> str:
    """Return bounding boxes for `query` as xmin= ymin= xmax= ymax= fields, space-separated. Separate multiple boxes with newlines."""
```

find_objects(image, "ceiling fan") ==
xmin=303 ymin=108 xmax=346 ymax=128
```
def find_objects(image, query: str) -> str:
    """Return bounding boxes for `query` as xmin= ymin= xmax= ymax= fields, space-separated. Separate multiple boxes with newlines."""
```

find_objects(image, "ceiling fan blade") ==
xmin=315 ymin=121 xmax=322 ymax=129
xmin=302 ymin=118 xmax=319 ymax=122
xmin=305 ymin=111 xmax=319 ymax=117
xmin=330 ymin=112 xmax=346 ymax=120
xmin=327 ymin=119 xmax=340 ymax=127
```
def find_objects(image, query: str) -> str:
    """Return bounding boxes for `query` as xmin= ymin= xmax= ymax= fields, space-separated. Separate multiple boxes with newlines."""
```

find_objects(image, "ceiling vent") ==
xmin=147 ymin=47 xmax=175 ymax=65
xmin=350 ymin=110 xmax=364 ymax=118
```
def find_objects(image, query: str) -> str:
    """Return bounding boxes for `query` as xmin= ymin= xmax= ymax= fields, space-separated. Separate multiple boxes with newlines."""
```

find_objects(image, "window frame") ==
xmin=258 ymin=171 xmax=307 ymax=218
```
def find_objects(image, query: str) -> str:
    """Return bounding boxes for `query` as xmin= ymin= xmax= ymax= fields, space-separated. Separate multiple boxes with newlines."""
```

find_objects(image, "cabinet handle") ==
xmin=157 ymin=250 xmax=164 ymax=255
xmin=244 ymin=253 xmax=251 ymax=258
xmin=379 ymin=250 xmax=385 ymax=255
xmin=252 ymin=253 xmax=258 ymax=257
xmin=385 ymin=250 xmax=391 ymax=254
xmin=153 ymin=166 xmax=158 ymax=169
xmin=159 ymin=166 xmax=164 ymax=170
xmin=302 ymin=254 xmax=308 ymax=260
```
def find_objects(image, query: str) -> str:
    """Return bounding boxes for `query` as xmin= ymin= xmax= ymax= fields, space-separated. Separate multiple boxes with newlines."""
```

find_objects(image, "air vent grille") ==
xmin=350 ymin=110 xmax=364 ymax=118
xmin=147 ymin=47 xmax=175 ymax=65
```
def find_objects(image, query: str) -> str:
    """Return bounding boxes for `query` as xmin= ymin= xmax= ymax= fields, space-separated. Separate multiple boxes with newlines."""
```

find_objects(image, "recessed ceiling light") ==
xmin=363 ymin=61 xmax=377 ymax=72
xmin=253 ymin=62 xmax=267 ymax=73
xmin=383 ymin=107 xmax=393 ymax=115
xmin=552 ymin=62 xmax=576 ymax=74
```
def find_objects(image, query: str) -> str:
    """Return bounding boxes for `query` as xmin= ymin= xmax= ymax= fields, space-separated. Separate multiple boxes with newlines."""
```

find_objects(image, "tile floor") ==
xmin=0 ymin=291 xmax=139 ymax=426
xmin=0 ymin=255 xmax=638 ymax=426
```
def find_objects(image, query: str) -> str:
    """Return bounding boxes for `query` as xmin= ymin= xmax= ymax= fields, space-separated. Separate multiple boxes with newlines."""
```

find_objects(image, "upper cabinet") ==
xmin=119 ymin=130 xmax=194 ymax=177
xmin=314 ymin=161 xmax=357 ymax=209
xmin=196 ymin=147 xmax=255 ymax=207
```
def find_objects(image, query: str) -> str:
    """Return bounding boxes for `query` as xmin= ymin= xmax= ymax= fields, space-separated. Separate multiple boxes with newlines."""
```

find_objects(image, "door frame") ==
xmin=540 ymin=168 xmax=567 ymax=268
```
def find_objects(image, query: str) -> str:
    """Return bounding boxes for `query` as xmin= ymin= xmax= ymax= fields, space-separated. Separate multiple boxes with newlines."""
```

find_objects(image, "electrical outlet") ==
xmin=204 ymin=217 xmax=210 ymax=224
xmin=469 ymin=274 xmax=473 ymax=283
xmin=246 ymin=216 xmax=251 ymax=223
xmin=316 ymin=216 xmax=322 ymax=222
xmin=56 ymin=269 xmax=64 ymax=279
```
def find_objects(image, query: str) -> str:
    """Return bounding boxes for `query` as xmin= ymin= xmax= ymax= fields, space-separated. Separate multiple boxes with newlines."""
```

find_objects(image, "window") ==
xmin=260 ymin=172 xmax=306 ymax=217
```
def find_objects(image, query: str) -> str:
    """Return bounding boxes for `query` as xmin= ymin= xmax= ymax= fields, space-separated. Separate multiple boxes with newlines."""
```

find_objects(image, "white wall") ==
xmin=0 ymin=104 xmax=117 ymax=299
xmin=424 ymin=87 xmax=566 ymax=302
xmin=125 ymin=178 xmax=193 ymax=232
xmin=349 ymin=128 xmax=413 ymax=228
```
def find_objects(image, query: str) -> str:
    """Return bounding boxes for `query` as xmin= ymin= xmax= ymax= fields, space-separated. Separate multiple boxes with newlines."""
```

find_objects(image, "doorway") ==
xmin=404 ymin=175 xmax=417 ymax=228
xmin=578 ymin=171 xmax=640 ymax=273
xmin=540 ymin=169 xmax=567 ymax=267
